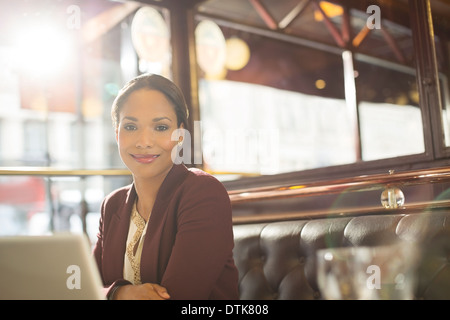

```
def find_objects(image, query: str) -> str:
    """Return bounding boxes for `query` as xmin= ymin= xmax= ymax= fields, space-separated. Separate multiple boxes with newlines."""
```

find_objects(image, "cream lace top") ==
xmin=123 ymin=201 xmax=149 ymax=285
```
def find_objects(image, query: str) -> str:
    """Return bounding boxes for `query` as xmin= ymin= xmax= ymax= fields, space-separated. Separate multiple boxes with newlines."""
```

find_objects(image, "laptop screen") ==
xmin=0 ymin=233 xmax=105 ymax=300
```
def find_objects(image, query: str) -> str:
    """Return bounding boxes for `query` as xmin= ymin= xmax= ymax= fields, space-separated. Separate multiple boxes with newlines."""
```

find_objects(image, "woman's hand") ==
xmin=113 ymin=283 xmax=170 ymax=300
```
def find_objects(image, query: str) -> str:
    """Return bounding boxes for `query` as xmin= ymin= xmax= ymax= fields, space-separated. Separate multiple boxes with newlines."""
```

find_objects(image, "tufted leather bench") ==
xmin=232 ymin=210 xmax=450 ymax=300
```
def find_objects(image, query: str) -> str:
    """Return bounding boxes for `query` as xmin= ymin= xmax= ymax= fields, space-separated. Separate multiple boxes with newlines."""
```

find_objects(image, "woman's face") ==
xmin=116 ymin=89 xmax=181 ymax=181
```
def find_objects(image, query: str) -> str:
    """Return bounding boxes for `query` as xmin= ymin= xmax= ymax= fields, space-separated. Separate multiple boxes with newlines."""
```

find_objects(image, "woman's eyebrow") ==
xmin=153 ymin=117 xmax=172 ymax=122
xmin=123 ymin=116 xmax=138 ymax=122
xmin=122 ymin=116 xmax=172 ymax=122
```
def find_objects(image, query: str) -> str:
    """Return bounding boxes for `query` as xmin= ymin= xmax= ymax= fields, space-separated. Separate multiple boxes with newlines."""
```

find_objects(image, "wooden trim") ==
xmin=168 ymin=2 xmax=202 ymax=167
xmin=409 ymin=0 xmax=445 ymax=159
xmin=228 ymin=165 xmax=450 ymax=203
xmin=232 ymin=199 xmax=450 ymax=224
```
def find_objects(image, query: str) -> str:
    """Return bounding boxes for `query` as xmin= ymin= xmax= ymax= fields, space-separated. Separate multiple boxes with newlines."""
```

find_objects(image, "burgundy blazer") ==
xmin=93 ymin=164 xmax=239 ymax=300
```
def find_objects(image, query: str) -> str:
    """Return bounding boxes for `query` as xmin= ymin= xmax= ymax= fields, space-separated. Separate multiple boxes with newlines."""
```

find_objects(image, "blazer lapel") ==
xmin=140 ymin=164 xmax=190 ymax=283
xmin=103 ymin=184 xmax=137 ymax=283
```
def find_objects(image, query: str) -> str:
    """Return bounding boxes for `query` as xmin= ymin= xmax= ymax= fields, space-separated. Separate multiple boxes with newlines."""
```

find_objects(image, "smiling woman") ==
xmin=93 ymin=73 xmax=239 ymax=300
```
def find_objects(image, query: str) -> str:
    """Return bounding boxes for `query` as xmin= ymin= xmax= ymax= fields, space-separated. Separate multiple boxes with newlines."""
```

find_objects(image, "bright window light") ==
xmin=13 ymin=23 xmax=74 ymax=78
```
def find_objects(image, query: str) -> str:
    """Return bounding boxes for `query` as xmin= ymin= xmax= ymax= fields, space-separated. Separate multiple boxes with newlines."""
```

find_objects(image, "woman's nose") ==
xmin=136 ymin=128 xmax=154 ymax=148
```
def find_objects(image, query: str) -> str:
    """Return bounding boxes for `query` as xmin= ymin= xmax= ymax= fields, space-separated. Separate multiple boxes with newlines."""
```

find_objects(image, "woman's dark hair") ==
xmin=111 ymin=73 xmax=189 ymax=129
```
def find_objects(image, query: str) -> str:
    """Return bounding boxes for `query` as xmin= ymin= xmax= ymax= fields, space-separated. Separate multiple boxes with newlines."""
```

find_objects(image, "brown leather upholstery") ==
xmin=232 ymin=210 xmax=450 ymax=300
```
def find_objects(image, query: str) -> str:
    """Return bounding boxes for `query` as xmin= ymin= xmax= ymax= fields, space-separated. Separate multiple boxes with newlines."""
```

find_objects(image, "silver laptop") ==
xmin=0 ymin=232 xmax=105 ymax=300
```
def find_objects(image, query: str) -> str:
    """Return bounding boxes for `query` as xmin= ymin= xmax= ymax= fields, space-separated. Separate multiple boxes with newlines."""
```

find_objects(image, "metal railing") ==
xmin=228 ymin=166 xmax=450 ymax=203
xmin=229 ymin=166 xmax=450 ymax=224
xmin=0 ymin=168 xmax=131 ymax=177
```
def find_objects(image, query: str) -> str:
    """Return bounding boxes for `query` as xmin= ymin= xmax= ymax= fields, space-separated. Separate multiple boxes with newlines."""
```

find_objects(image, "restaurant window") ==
xmin=355 ymin=61 xmax=425 ymax=161
xmin=196 ymin=24 xmax=353 ymax=176
xmin=195 ymin=0 xmax=428 ymax=179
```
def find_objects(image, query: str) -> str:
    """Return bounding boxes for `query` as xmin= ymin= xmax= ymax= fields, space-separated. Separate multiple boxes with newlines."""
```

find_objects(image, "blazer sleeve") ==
xmin=92 ymin=195 xmax=132 ymax=299
xmin=160 ymin=174 xmax=235 ymax=299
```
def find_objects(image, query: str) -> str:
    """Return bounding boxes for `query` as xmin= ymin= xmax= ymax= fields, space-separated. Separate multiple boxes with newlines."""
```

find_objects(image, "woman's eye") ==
xmin=124 ymin=124 xmax=137 ymax=131
xmin=156 ymin=125 xmax=169 ymax=131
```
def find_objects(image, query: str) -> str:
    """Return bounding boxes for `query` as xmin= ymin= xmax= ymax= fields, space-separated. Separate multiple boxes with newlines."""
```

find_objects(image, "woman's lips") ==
xmin=131 ymin=153 xmax=160 ymax=164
